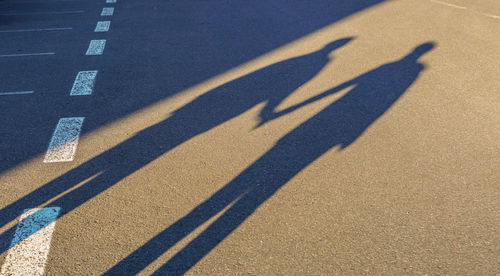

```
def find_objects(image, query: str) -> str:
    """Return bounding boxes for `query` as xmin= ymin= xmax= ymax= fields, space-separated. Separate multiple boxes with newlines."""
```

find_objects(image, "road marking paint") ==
xmin=0 ymin=208 xmax=60 ymax=276
xmin=0 ymin=91 xmax=34 ymax=96
xmin=101 ymin=7 xmax=114 ymax=16
xmin=44 ymin=117 xmax=84 ymax=163
xmin=94 ymin=21 xmax=110 ymax=32
xmin=106 ymin=0 xmax=116 ymax=3
xmin=85 ymin=40 xmax=106 ymax=55
xmin=483 ymin=13 xmax=500 ymax=19
xmin=430 ymin=0 xmax=466 ymax=9
xmin=0 ymin=27 xmax=72 ymax=33
xmin=0 ymin=10 xmax=84 ymax=16
xmin=0 ymin=52 xmax=55 ymax=58
xmin=70 ymin=71 xmax=98 ymax=96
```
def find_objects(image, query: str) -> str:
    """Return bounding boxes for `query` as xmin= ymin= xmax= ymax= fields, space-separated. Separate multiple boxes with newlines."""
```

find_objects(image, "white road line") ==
xmin=0 ymin=91 xmax=34 ymax=96
xmin=101 ymin=7 xmax=114 ymax=16
xmin=0 ymin=27 xmax=72 ymax=33
xmin=0 ymin=52 xmax=55 ymax=58
xmin=70 ymin=71 xmax=98 ymax=95
xmin=429 ymin=0 xmax=466 ymax=9
xmin=85 ymin=40 xmax=106 ymax=55
xmin=106 ymin=0 xmax=117 ymax=3
xmin=484 ymin=13 xmax=500 ymax=19
xmin=0 ymin=208 xmax=60 ymax=276
xmin=44 ymin=117 xmax=84 ymax=163
xmin=0 ymin=10 xmax=84 ymax=16
xmin=94 ymin=21 xmax=110 ymax=32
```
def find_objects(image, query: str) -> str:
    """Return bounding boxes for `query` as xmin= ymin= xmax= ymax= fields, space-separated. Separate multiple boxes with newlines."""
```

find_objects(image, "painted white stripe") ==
xmin=0 ymin=91 xmax=34 ymax=96
xmin=0 ymin=52 xmax=55 ymax=58
xmin=484 ymin=13 xmax=500 ymax=19
xmin=101 ymin=7 xmax=114 ymax=16
xmin=0 ymin=27 xmax=72 ymax=33
xmin=1 ymin=10 xmax=84 ymax=16
xmin=85 ymin=40 xmax=106 ymax=55
xmin=430 ymin=0 xmax=466 ymax=9
xmin=94 ymin=21 xmax=110 ymax=32
xmin=0 ymin=208 xmax=60 ymax=276
xmin=70 ymin=71 xmax=98 ymax=96
xmin=106 ymin=0 xmax=116 ymax=3
xmin=44 ymin=117 xmax=84 ymax=163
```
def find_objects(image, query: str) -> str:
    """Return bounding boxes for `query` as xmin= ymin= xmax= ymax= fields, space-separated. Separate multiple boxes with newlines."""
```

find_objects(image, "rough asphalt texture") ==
xmin=1 ymin=0 xmax=499 ymax=274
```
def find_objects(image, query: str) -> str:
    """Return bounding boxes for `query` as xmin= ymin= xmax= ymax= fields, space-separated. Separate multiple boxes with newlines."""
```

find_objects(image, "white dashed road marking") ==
xmin=0 ymin=208 xmax=60 ymax=276
xmin=85 ymin=40 xmax=106 ymax=55
xmin=0 ymin=52 xmax=55 ymax=58
xmin=0 ymin=91 xmax=34 ymax=96
xmin=429 ymin=0 xmax=500 ymax=19
xmin=70 ymin=71 xmax=98 ymax=96
xmin=94 ymin=21 xmax=111 ymax=32
xmin=0 ymin=10 xmax=84 ymax=16
xmin=101 ymin=7 xmax=114 ymax=16
xmin=44 ymin=117 xmax=85 ymax=163
xmin=484 ymin=13 xmax=500 ymax=19
xmin=430 ymin=0 xmax=466 ymax=9
xmin=0 ymin=27 xmax=72 ymax=33
xmin=106 ymin=0 xmax=117 ymax=3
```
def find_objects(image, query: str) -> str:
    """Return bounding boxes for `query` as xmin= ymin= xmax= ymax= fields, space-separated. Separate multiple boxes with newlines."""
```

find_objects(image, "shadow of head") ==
xmin=406 ymin=42 xmax=435 ymax=61
xmin=322 ymin=36 xmax=356 ymax=56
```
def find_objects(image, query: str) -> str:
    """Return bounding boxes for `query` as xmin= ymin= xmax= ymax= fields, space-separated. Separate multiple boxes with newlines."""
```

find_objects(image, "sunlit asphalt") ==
xmin=1 ymin=0 xmax=499 ymax=274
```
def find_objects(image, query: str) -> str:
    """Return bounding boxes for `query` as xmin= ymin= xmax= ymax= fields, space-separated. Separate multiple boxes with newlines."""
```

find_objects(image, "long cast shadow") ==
xmin=105 ymin=42 xmax=435 ymax=275
xmin=0 ymin=38 xmax=354 ymax=252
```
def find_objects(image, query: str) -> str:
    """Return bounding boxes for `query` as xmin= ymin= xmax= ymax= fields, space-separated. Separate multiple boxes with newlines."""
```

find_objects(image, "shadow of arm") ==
xmin=258 ymin=78 xmax=357 ymax=127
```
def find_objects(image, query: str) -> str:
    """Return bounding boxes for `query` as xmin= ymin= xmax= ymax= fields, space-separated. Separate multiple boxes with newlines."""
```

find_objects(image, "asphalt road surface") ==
xmin=0 ymin=0 xmax=499 ymax=275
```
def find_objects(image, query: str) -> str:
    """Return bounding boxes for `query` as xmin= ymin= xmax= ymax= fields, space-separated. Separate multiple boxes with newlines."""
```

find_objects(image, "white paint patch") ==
xmin=44 ymin=117 xmax=84 ymax=163
xmin=430 ymin=0 xmax=466 ymax=9
xmin=484 ymin=13 xmax=500 ymax=19
xmin=70 ymin=71 xmax=98 ymax=96
xmin=0 ymin=10 xmax=84 ymax=16
xmin=106 ymin=0 xmax=117 ymax=3
xmin=101 ymin=7 xmax=114 ymax=16
xmin=94 ymin=21 xmax=110 ymax=32
xmin=85 ymin=40 xmax=106 ymax=55
xmin=0 ymin=91 xmax=34 ymax=96
xmin=0 ymin=52 xmax=55 ymax=58
xmin=0 ymin=27 xmax=72 ymax=33
xmin=0 ymin=208 xmax=60 ymax=276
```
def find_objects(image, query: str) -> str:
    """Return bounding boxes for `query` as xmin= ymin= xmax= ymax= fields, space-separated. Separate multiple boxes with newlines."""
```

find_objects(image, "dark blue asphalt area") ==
xmin=0 ymin=0 xmax=386 ymax=174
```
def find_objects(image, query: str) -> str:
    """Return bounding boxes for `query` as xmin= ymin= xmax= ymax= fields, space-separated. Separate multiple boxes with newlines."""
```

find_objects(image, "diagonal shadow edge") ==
xmin=0 ymin=0 xmax=389 ymax=175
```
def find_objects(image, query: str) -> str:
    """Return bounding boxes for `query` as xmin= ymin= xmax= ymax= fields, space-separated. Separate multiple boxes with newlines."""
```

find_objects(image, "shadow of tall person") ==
xmin=104 ymin=42 xmax=435 ymax=275
xmin=0 ymin=38 xmax=354 ymax=253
